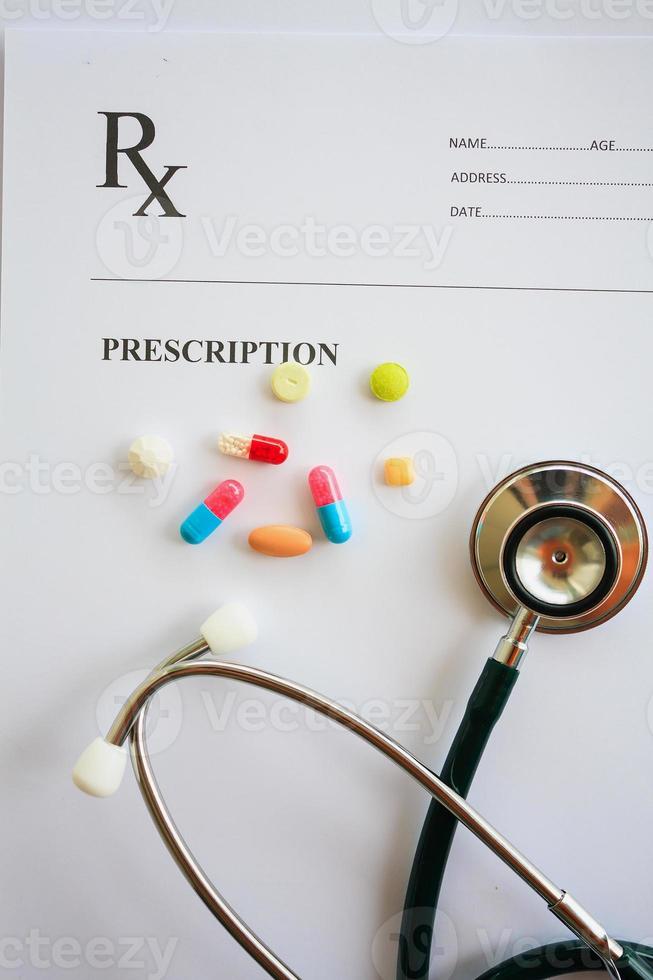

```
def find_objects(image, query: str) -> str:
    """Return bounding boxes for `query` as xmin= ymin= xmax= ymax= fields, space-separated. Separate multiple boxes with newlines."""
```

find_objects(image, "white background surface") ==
xmin=3 ymin=15 xmax=653 ymax=980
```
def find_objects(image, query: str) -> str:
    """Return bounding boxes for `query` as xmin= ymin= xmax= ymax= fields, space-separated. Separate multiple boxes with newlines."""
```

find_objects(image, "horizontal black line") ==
xmin=90 ymin=277 xmax=653 ymax=295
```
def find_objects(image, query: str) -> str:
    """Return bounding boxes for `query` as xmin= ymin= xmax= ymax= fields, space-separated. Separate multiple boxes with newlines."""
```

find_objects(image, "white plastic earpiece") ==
xmin=72 ymin=737 xmax=127 ymax=797
xmin=200 ymin=602 xmax=258 ymax=656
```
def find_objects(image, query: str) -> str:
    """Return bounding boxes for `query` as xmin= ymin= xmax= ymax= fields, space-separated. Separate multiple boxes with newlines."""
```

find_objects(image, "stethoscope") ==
xmin=73 ymin=461 xmax=653 ymax=980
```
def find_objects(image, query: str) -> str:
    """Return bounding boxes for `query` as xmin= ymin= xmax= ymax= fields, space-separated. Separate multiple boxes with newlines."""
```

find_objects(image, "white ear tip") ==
xmin=200 ymin=602 xmax=258 ymax=656
xmin=72 ymin=737 xmax=127 ymax=798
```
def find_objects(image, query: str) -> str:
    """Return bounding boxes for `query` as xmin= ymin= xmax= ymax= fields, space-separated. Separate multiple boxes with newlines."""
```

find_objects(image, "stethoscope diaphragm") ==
xmin=470 ymin=461 xmax=647 ymax=632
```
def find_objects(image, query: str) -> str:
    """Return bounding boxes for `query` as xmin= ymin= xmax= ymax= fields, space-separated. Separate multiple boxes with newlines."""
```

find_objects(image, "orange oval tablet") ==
xmin=248 ymin=525 xmax=312 ymax=558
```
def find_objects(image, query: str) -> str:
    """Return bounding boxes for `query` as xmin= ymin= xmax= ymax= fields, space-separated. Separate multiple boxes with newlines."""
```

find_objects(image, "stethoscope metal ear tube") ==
xmin=106 ymin=654 xmax=623 ymax=975
xmin=105 ymin=636 xmax=209 ymax=744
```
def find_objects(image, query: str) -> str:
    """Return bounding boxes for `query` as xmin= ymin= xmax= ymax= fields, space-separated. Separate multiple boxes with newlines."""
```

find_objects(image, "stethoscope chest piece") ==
xmin=471 ymin=461 xmax=648 ymax=632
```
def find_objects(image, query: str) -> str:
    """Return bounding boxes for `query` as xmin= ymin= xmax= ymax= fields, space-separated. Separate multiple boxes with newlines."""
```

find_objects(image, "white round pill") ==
xmin=128 ymin=435 xmax=174 ymax=479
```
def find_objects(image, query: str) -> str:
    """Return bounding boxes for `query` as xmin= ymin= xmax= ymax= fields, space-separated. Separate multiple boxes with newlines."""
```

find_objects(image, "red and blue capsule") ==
xmin=308 ymin=465 xmax=352 ymax=544
xmin=180 ymin=479 xmax=244 ymax=544
xmin=219 ymin=432 xmax=288 ymax=465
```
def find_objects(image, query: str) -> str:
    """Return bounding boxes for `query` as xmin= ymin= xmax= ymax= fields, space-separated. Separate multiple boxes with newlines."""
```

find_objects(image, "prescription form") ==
xmin=2 ymin=30 xmax=653 ymax=980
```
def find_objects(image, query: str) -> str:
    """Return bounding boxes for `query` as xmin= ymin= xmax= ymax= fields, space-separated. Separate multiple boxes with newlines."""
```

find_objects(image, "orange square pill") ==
xmin=384 ymin=457 xmax=415 ymax=486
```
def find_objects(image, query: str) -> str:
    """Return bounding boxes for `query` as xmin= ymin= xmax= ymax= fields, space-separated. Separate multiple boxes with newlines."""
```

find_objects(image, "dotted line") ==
xmin=488 ymin=145 xmax=653 ymax=152
xmin=488 ymin=146 xmax=591 ymax=151
xmin=506 ymin=180 xmax=653 ymax=187
xmin=481 ymin=214 xmax=653 ymax=221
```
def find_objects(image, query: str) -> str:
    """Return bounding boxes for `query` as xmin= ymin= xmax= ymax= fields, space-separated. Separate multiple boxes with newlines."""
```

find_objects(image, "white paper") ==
xmin=3 ymin=29 xmax=653 ymax=980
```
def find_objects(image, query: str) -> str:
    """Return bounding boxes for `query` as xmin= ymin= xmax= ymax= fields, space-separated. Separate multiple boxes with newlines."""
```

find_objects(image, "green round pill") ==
xmin=369 ymin=362 xmax=410 ymax=402
xmin=271 ymin=362 xmax=311 ymax=403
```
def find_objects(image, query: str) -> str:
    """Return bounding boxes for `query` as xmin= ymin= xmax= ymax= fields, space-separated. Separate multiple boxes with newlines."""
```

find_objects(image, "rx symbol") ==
xmin=98 ymin=111 xmax=187 ymax=218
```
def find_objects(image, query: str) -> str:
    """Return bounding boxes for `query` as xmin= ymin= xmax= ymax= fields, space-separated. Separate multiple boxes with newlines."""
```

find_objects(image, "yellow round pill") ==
xmin=271 ymin=362 xmax=311 ymax=403
xmin=370 ymin=362 xmax=410 ymax=402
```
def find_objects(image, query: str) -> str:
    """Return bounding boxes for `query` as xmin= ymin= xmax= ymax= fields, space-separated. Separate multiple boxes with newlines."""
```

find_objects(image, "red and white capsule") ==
xmin=219 ymin=432 xmax=289 ymax=465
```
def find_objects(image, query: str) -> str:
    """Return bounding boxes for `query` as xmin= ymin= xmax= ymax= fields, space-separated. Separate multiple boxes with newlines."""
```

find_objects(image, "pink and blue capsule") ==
xmin=308 ymin=465 xmax=352 ymax=544
xmin=180 ymin=479 xmax=244 ymax=544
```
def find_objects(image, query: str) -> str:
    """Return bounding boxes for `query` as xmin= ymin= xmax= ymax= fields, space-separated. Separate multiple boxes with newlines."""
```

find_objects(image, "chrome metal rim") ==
xmin=470 ymin=461 xmax=648 ymax=633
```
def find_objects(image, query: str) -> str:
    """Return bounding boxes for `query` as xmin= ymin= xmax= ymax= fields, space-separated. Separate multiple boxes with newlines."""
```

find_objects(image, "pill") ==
xmin=370 ymin=362 xmax=410 ymax=402
xmin=271 ymin=362 xmax=311 ymax=403
xmin=384 ymin=457 xmax=415 ymax=486
xmin=248 ymin=525 xmax=313 ymax=557
xmin=180 ymin=479 xmax=244 ymax=544
xmin=219 ymin=432 xmax=289 ymax=465
xmin=308 ymin=465 xmax=352 ymax=544
xmin=128 ymin=435 xmax=174 ymax=478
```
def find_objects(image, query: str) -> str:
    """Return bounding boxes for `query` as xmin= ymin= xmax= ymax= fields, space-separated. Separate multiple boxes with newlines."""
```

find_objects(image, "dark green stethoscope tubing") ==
xmin=396 ymin=659 xmax=653 ymax=980
xmin=475 ymin=942 xmax=653 ymax=980
xmin=397 ymin=658 xmax=518 ymax=980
